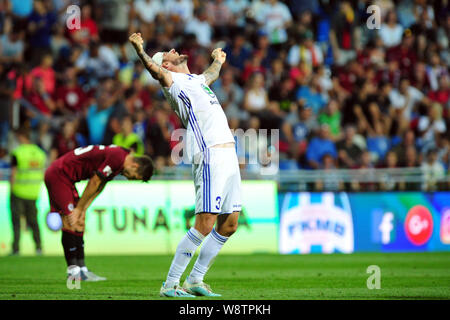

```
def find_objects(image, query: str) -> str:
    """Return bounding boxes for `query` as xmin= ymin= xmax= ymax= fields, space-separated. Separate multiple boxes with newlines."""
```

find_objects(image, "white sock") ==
xmin=80 ymin=266 xmax=88 ymax=273
xmin=165 ymin=227 xmax=205 ymax=288
xmin=188 ymin=228 xmax=228 ymax=284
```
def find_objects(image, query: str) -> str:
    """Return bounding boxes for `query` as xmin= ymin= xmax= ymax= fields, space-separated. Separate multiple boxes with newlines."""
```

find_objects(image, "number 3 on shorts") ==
xmin=215 ymin=196 xmax=222 ymax=210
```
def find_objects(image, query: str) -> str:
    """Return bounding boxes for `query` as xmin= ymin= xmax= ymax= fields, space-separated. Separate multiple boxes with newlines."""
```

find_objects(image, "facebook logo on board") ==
xmin=372 ymin=209 xmax=395 ymax=245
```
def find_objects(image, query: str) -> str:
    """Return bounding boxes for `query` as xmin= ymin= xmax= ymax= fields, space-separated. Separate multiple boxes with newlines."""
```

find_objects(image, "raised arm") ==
xmin=202 ymin=48 xmax=227 ymax=86
xmin=129 ymin=33 xmax=173 ymax=88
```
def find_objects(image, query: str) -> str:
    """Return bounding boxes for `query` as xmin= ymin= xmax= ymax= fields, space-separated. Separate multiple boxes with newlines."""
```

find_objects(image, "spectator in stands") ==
xmin=146 ymin=107 xmax=172 ymax=169
xmin=206 ymin=0 xmax=233 ymax=40
xmin=318 ymin=99 xmax=341 ymax=140
xmin=85 ymin=88 xmax=116 ymax=145
xmin=306 ymin=124 xmax=337 ymax=169
xmin=379 ymin=10 xmax=403 ymax=48
xmin=55 ymin=67 xmax=88 ymax=115
xmin=25 ymin=54 xmax=55 ymax=96
xmin=418 ymin=102 xmax=446 ymax=150
xmin=380 ymin=151 xmax=400 ymax=191
xmin=124 ymin=77 xmax=152 ymax=114
xmin=296 ymin=74 xmax=328 ymax=115
xmin=391 ymin=130 xmax=417 ymax=167
xmin=259 ymin=0 xmax=292 ymax=45
xmin=49 ymin=120 xmax=81 ymax=163
xmin=287 ymin=30 xmax=323 ymax=70
xmin=164 ymin=0 xmax=194 ymax=23
xmin=243 ymin=72 xmax=269 ymax=122
xmin=0 ymin=64 xmax=14 ymax=149
xmin=25 ymin=76 xmax=55 ymax=116
xmin=212 ymin=68 xmax=246 ymax=125
xmin=134 ymin=0 xmax=164 ymax=26
xmin=421 ymin=149 xmax=445 ymax=191
xmin=0 ymin=26 xmax=24 ymax=65
xmin=26 ymin=0 xmax=57 ymax=66
xmin=68 ymin=3 xmax=99 ymax=47
xmin=336 ymin=125 xmax=362 ymax=169
xmin=329 ymin=1 xmax=359 ymax=66
xmin=315 ymin=153 xmax=343 ymax=192
xmin=428 ymin=74 xmax=449 ymax=106
xmin=185 ymin=7 xmax=213 ymax=47
xmin=225 ymin=0 xmax=250 ymax=28
xmin=389 ymin=77 xmax=429 ymax=123
xmin=97 ymin=0 xmax=131 ymax=48
xmin=352 ymin=150 xmax=377 ymax=191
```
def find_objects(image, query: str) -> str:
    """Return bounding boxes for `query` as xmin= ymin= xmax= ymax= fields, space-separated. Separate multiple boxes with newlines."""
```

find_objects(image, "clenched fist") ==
xmin=129 ymin=32 xmax=144 ymax=52
xmin=211 ymin=48 xmax=226 ymax=64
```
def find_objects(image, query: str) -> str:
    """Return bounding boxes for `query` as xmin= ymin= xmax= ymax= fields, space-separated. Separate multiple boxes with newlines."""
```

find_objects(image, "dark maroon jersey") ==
xmin=52 ymin=145 xmax=130 ymax=183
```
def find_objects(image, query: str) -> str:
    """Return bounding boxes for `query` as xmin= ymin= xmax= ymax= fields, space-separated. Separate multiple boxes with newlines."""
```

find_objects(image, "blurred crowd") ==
xmin=0 ymin=0 xmax=449 ymax=190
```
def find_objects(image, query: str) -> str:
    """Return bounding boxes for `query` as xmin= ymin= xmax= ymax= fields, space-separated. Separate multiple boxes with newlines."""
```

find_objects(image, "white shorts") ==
xmin=192 ymin=147 xmax=242 ymax=214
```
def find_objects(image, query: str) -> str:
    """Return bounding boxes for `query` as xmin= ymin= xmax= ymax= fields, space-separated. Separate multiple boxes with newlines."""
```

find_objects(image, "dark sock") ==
xmin=61 ymin=230 xmax=78 ymax=267
xmin=76 ymin=235 xmax=85 ymax=268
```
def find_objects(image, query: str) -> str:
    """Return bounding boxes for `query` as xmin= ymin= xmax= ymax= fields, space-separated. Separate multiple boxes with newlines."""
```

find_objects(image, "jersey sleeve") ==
xmin=96 ymin=147 xmax=129 ymax=181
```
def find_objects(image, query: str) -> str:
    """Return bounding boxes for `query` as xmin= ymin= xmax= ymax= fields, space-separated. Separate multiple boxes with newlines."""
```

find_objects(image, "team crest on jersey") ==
xmin=201 ymin=83 xmax=216 ymax=98
xmin=68 ymin=203 xmax=74 ymax=212
xmin=103 ymin=165 xmax=112 ymax=177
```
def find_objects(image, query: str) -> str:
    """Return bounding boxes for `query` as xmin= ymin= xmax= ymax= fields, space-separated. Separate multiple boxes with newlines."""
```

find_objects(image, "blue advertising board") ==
xmin=279 ymin=192 xmax=450 ymax=253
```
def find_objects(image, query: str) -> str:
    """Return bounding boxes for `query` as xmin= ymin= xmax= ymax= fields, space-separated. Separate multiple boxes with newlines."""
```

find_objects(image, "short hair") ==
xmin=15 ymin=127 xmax=30 ymax=140
xmin=133 ymin=155 xmax=154 ymax=182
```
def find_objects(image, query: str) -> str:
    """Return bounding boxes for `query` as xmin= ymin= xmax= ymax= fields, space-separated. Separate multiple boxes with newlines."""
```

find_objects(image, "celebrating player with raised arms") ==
xmin=44 ymin=145 xmax=153 ymax=281
xmin=129 ymin=32 xmax=242 ymax=297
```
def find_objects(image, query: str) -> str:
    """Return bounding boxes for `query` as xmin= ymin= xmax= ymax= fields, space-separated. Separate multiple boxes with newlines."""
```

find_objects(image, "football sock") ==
xmin=165 ymin=227 xmax=205 ymax=288
xmin=188 ymin=228 xmax=228 ymax=284
xmin=61 ymin=230 xmax=78 ymax=267
xmin=76 ymin=234 xmax=86 ymax=268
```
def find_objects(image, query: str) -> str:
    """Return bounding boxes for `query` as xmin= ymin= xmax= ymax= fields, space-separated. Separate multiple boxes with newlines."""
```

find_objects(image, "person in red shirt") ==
xmin=55 ymin=67 xmax=88 ymax=114
xmin=44 ymin=144 xmax=153 ymax=281
xmin=67 ymin=4 xmax=99 ymax=47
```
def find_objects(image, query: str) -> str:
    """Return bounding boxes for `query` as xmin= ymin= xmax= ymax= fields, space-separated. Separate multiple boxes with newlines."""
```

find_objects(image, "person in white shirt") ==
xmin=378 ymin=10 xmax=403 ymax=48
xmin=129 ymin=32 xmax=241 ymax=298
xmin=185 ymin=8 xmax=213 ymax=47
xmin=389 ymin=78 xmax=427 ymax=122
xmin=259 ymin=0 xmax=292 ymax=44
xmin=421 ymin=149 xmax=445 ymax=191
xmin=287 ymin=30 xmax=323 ymax=68
xmin=164 ymin=0 xmax=194 ymax=23
xmin=134 ymin=0 xmax=164 ymax=24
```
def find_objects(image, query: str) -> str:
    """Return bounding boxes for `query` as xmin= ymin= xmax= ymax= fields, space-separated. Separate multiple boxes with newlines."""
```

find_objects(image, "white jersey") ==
xmin=162 ymin=71 xmax=234 ymax=161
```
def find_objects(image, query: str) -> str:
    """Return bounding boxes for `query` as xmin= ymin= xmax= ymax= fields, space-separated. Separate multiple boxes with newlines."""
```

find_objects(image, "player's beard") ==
xmin=174 ymin=54 xmax=188 ymax=65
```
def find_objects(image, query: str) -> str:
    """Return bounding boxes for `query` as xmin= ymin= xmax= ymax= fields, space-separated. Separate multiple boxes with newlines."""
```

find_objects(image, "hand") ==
xmin=67 ymin=208 xmax=83 ymax=231
xmin=129 ymin=32 xmax=144 ymax=52
xmin=211 ymin=48 xmax=226 ymax=64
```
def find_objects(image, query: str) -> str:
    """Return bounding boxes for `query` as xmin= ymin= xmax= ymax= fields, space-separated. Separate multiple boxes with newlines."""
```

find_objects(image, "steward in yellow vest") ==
xmin=113 ymin=116 xmax=145 ymax=156
xmin=10 ymin=127 xmax=47 ymax=255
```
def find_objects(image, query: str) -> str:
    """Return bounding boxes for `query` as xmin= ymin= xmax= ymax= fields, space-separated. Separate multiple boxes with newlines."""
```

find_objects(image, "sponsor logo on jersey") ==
xmin=404 ymin=205 xmax=433 ymax=246
xmin=201 ymin=83 xmax=216 ymax=98
xmin=440 ymin=208 xmax=450 ymax=244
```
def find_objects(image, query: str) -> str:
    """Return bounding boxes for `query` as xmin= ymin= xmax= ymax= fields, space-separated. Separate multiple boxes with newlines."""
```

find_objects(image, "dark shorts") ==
xmin=100 ymin=28 xmax=128 ymax=45
xmin=44 ymin=166 xmax=79 ymax=216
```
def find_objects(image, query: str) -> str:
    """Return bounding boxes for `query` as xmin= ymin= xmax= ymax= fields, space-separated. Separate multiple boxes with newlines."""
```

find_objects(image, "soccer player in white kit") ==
xmin=129 ymin=33 xmax=242 ymax=297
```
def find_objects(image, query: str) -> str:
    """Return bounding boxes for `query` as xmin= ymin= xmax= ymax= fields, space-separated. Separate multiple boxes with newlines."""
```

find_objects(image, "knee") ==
xmin=194 ymin=215 xmax=217 ymax=236
xmin=217 ymin=222 xmax=238 ymax=237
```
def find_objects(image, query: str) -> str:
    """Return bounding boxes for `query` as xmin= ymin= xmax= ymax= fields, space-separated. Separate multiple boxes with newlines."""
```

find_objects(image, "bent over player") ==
xmin=44 ymin=144 xmax=153 ymax=281
xmin=130 ymin=32 xmax=242 ymax=297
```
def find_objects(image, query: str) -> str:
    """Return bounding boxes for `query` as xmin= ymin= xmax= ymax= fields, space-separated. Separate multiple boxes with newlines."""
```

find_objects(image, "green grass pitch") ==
xmin=1 ymin=252 xmax=449 ymax=300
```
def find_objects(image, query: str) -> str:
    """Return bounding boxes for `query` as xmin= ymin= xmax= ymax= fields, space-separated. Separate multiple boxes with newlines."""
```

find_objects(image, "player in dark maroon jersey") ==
xmin=44 ymin=144 xmax=153 ymax=281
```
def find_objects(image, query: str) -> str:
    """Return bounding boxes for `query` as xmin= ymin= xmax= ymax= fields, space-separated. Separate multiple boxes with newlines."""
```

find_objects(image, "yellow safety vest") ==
xmin=113 ymin=133 xmax=145 ymax=156
xmin=11 ymin=144 xmax=47 ymax=200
